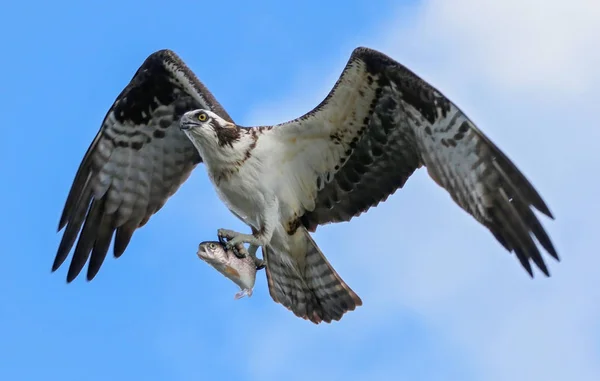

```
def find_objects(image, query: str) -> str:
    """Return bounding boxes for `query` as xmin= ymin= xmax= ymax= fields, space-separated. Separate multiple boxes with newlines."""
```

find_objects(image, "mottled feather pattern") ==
xmin=266 ymin=59 xmax=383 ymax=222
xmin=303 ymin=86 xmax=422 ymax=228
xmin=94 ymin=104 xmax=197 ymax=224
xmin=264 ymin=246 xmax=323 ymax=323
xmin=55 ymin=44 xmax=559 ymax=326
xmin=265 ymin=47 xmax=557 ymax=277
xmin=411 ymin=100 xmax=558 ymax=275
xmin=301 ymin=230 xmax=362 ymax=319
xmin=265 ymin=228 xmax=361 ymax=324
xmin=55 ymin=49 xmax=233 ymax=282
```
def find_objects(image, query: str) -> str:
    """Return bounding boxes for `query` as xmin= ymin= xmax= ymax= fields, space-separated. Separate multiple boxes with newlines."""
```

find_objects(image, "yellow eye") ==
xmin=209 ymin=243 xmax=216 ymax=250
xmin=197 ymin=112 xmax=208 ymax=122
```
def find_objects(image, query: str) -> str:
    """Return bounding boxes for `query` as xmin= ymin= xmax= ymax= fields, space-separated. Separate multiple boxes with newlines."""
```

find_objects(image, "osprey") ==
xmin=55 ymin=47 xmax=558 ymax=324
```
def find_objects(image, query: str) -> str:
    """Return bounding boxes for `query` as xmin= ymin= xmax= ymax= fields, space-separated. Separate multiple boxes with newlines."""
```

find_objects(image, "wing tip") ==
xmin=66 ymin=261 xmax=84 ymax=283
xmin=66 ymin=272 xmax=77 ymax=284
xmin=86 ymin=271 xmax=98 ymax=282
xmin=536 ymin=202 xmax=555 ymax=220
xmin=52 ymin=244 xmax=71 ymax=274
xmin=527 ymin=265 xmax=552 ymax=279
xmin=57 ymin=219 xmax=67 ymax=232
xmin=515 ymin=233 xmax=559 ymax=279
xmin=51 ymin=262 xmax=62 ymax=274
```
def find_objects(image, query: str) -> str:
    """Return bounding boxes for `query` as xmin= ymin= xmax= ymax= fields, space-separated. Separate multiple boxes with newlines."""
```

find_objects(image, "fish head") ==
xmin=196 ymin=241 xmax=258 ymax=293
xmin=197 ymin=241 xmax=228 ymax=264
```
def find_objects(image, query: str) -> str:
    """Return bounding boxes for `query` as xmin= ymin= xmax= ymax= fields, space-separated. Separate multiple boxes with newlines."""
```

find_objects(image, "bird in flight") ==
xmin=55 ymin=47 xmax=558 ymax=324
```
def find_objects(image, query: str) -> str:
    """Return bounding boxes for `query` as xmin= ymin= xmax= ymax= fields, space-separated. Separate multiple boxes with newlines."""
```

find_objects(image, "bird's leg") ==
xmin=217 ymin=229 xmax=270 ymax=269
xmin=231 ymin=241 xmax=250 ymax=259
xmin=217 ymin=228 xmax=248 ymax=259
xmin=228 ymin=240 xmax=264 ymax=270
xmin=217 ymin=228 xmax=264 ymax=254
xmin=217 ymin=229 xmax=240 ymax=246
xmin=248 ymin=244 xmax=265 ymax=270
xmin=217 ymin=199 xmax=276 ymax=269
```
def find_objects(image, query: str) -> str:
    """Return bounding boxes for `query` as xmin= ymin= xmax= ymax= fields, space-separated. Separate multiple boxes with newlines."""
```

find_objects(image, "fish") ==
xmin=197 ymin=241 xmax=258 ymax=299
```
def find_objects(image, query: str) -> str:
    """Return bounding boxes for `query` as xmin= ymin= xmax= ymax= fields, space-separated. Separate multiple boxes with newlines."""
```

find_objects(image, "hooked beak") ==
xmin=180 ymin=112 xmax=200 ymax=131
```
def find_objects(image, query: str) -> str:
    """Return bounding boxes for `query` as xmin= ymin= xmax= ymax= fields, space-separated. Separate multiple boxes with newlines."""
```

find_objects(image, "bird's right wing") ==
xmin=55 ymin=49 xmax=234 ymax=282
xmin=261 ymin=47 xmax=557 ymax=277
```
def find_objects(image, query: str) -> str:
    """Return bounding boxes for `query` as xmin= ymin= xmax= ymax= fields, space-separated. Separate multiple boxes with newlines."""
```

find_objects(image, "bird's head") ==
xmin=180 ymin=109 xmax=242 ymax=157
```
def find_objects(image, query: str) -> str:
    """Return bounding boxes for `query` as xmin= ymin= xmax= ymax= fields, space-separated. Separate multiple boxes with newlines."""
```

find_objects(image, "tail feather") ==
xmin=264 ymin=247 xmax=324 ymax=323
xmin=264 ymin=227 xmax=362 ymax=324
xmin=303 ymin=232 xmax=363 ymax=319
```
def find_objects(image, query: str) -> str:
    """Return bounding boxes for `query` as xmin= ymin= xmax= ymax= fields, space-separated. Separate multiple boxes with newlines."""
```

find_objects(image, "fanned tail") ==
xmin=264 ymin=227 xmax=362 ymax=324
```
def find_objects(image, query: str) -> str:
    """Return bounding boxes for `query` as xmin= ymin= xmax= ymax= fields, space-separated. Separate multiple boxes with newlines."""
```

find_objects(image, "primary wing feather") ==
xmin=267 ymin=47 xmax=557 ymax=277
xmin=55 ymin=49 xmax=234 ymax=282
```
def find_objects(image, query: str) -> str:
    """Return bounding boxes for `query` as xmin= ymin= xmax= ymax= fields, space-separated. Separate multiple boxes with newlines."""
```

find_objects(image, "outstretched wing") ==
xmin=263 ymin=47 xmax=558 ymax=277
xmin=55 ymin=49 xmax=234 ymax=282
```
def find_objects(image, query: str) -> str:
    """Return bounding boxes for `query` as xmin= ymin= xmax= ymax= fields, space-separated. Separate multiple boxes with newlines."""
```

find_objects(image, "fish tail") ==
xmin=264 ymin=227 xmax=362 ymax=324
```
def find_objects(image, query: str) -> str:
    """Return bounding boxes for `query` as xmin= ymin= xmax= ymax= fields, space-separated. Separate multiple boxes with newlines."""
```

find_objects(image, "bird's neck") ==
xmin=198 ymin=129 xmax=258 ymax=176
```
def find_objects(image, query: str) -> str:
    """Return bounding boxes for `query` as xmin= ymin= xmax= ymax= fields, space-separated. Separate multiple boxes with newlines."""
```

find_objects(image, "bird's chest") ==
xmin=209 ymin=161 xmax=268 ymax=227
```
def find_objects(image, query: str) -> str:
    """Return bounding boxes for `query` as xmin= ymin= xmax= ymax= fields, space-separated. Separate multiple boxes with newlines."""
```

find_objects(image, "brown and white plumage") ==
xmin=54 ymin=50 xmax=233 ymax=282
xmin=262 ymin=230 xmax=362 ymax=324
xmin=56 ymin=46 xmax=558 ymax=325
xmin=265 ymin=47 xmax=558 ymax=278
xmin=179 ymin=47 xmax=558 ymax=322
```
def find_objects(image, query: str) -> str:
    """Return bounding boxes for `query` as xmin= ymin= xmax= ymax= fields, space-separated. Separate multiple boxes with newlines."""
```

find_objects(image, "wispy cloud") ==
xmin=410 ymin=0 xmax=600 ymax=95
xmin=3 ymin=1 xmax=595 ymax=380
xmin=242 ymin=1 xmax=600 ymax=380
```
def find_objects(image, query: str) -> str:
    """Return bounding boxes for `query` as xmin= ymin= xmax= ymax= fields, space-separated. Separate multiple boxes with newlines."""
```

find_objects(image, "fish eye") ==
xmin=208 ymin=243 xmax=216 ymax=250
xmin=197 ymin=112 xmax=208 ymax=122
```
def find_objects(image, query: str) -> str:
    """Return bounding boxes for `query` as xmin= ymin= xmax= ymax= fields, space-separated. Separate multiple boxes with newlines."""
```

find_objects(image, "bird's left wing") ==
xmin=55 ymin=49 xmax=233 ymax=282
xmin=262 ymin=47 xmax=558 ymax=277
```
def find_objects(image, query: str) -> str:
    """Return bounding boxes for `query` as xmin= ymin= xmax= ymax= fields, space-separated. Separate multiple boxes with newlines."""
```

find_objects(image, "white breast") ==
xmin=209 ymin=156 xmax=270 ymax=229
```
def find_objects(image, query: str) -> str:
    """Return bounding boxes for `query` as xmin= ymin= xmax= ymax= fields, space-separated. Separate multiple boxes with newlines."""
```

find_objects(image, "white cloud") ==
xmin=242 ymin=1 xmax=600 ymax=380
xmin=394 ymin=0 xmax=600 ymax=96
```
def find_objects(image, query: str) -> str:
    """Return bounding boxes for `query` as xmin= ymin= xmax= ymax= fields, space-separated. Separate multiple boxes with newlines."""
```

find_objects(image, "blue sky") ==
xmin=1 ymin=0 xmax=598 ymax=380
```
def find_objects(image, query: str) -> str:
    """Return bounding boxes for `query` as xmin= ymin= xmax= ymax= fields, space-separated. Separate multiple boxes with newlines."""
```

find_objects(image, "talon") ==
xmin=217 ymin=228 xmax=238 ymax=240
xmin=255 ymin=259 xmax=266 ymax=270
xmin=217 ymin=229 xmax=230 ymax=245
xmin=233 ymin=247 xmax=247 ymax=259
xmin=217 ymin=229 xmax=264 ymax=262
xmin=231 ymin=242 xmax=248 ymax=259
xmin=247 ymin=244 xmax=265 ymax=270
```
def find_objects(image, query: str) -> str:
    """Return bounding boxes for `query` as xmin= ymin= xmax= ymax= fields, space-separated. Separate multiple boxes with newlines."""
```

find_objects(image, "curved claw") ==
xmin=230 ymin=242 xmax=248 ymax=259
xmin=218 ymin=228 xmax=238 ymax=238
xmin=217 ymin=228 xmax=235 ymax=246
